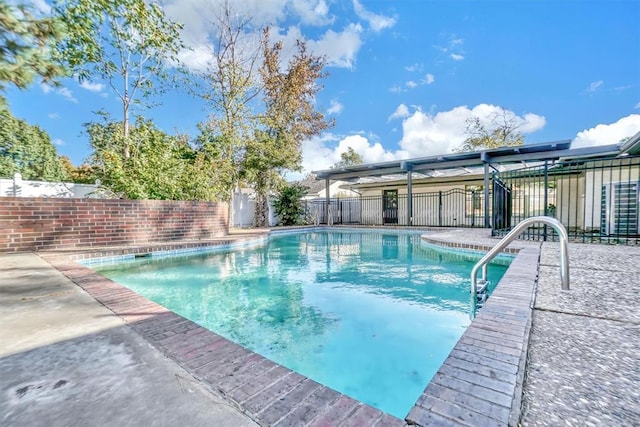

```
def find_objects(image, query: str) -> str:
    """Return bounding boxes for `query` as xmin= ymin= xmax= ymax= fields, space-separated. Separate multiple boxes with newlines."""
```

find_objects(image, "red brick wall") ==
xmin=0 ymin=198 xmax=229 ymax=252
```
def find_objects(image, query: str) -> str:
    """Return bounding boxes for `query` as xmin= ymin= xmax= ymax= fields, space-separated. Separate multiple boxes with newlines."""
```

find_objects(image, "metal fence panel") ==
xmin=494 ymin=155 xmax=640 ymax=244
xmin=305 ymin=188 xmax=487 ymax=228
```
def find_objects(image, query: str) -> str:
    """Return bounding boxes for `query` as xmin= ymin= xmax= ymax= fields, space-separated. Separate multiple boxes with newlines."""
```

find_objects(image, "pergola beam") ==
xmin=314 ymin=140 xmax=588 ymax=182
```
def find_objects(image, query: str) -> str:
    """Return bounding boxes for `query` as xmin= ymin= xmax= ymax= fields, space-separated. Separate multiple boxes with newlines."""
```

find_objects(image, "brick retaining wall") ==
xmin=0 ymin=198 xmax=229 ymax=252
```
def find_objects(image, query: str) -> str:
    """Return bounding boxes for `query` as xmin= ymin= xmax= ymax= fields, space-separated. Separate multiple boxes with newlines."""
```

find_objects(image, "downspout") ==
xmin=407 ymin=169 xmax=413 ymax=226
xmin=401 ymin=161 xmax=414 ymax=226
xmin=325 ymin=177 xmax=330 ymax=225
xmin=482 ymin=153 xmax=491 ymax=228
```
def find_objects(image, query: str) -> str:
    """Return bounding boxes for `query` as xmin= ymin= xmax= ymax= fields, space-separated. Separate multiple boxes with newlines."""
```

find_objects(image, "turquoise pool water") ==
xmin=93 ymin=230 xmax=510 ymax=418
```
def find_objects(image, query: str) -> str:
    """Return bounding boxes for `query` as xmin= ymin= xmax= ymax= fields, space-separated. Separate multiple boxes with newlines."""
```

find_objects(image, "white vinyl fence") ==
xmin=1 ymin=176 xmax=281 ymax=227
xmin=0 ymin=173 xmax=100 ymax=198
xmin=232 ymin=192 xmax=278 ymax=227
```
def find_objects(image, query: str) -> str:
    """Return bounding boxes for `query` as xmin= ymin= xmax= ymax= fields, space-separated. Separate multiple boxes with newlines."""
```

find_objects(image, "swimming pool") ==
xmin=92 ymin=230 xmax=510 ymax=418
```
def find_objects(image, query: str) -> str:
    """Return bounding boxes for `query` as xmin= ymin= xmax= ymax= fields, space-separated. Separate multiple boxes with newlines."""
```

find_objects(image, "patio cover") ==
xmin=313 ymin=140 xmax=624 ymax=226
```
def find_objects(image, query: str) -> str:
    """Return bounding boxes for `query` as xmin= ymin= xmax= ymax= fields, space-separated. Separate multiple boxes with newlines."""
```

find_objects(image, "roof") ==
xmin=342 ymin=163 xmax=536 ymax=189
xmin=620 ymin=131 xmax=640 ymax=155
xmin=314 ymin=139 xmax=626 ymax=182
xmin=294 ymin=176 xmax=326 ymax=195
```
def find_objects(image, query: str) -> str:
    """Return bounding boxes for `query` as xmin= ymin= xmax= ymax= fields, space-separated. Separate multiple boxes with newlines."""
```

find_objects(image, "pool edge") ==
xmin=408 ymin=235 xmax=538 ymax=426
xmin=39 ymin=228 xmax=539 ymax=426
xmin=39 ymin=235 xmax=405 ymax=427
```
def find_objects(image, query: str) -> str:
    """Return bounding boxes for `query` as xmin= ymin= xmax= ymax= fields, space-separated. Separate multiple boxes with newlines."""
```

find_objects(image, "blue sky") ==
xmin=6 ymin=0 xmax=640 ymax=179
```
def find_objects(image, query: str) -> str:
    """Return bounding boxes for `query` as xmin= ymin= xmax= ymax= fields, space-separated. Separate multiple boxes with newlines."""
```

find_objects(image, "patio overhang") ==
xmin=314 ymin=140 xmax=574 ymax=181
xmin=312 ymin=139 xmax=630 ymax=227
xmin=619 ymin=131 xmax=640 ymax=156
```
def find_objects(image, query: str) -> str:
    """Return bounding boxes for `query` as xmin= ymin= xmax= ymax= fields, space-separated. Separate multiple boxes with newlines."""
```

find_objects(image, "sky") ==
xmin=6 ymin=0 xmax=640 ymax=181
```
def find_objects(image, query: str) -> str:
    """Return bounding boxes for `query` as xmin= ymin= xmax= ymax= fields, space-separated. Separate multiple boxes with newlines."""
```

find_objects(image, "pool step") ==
xmin=475 ymin=280 xmax=489 ymax=308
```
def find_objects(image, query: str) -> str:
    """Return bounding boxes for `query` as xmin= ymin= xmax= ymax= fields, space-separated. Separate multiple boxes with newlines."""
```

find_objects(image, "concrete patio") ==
xmin=0 ymin=252 xmax=257 ymax=427
xmin=521 ymin=242 xmax=640 ymax=426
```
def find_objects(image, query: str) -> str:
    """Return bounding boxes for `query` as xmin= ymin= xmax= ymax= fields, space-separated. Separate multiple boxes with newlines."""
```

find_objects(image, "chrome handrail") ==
xmin=471 ymin=216 xmax=570 ymax=306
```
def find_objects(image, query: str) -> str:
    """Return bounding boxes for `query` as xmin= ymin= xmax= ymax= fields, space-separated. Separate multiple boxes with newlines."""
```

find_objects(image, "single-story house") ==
xmin=311 ymin=132 xmax=640 ymax=240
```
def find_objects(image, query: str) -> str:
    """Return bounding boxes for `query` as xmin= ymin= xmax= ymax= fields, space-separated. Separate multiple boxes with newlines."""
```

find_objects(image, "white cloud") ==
xmin=434 ymin=34 xmax=465 ymax=61
xmin=352 ymin=0 xmax=396 ymax=32
xmin=56 ymin=87 xmax=78 ymax=103
xmin=297 ymin=104 xmax=547 ymax=177
xmin=399 ymin=108 xmax=469 ymax=156
xmin=398 ymin=104 xmax=546 ymax=157
xmin=48 ymin=113 xmax=60 ymax=119
xmin=298 ymin=133 xmax=341 ymax=174
xmin=388 ymin=104 xmax=410 ymax=121
xmin=572 ymin=114 xmax=640 ymax=148
xmin=165 ymin=0 xmax=287 ymax=36
xmin=519 ymin=113 xmax=547 ymax=133
xmin=295 ymin=132 xmax=401 ymax=178
xmin=586 ymin=80 xmax=604 ymax=92
xmin=176 ymin=44 xmax=216 ymax=73
xmin=327 ymin=99 xmax=343 ymax=115
xmin=52 ymin=138 xmax=64 ymax=146
xmin=405 ymin=63 xmax=423 ymax=72
xmin=79 ymin=81 xmax=105 ymax=92
xmin=308 ymin=23 xmax=363 ymax=68
xmin=634 ymin=102 xmax=640 ymax=109
xmin=40 ymin=84 xmax=77 ymax=103
xmin=164 ymin=0 xmax=364 ymax=71
xmin=336 ymin=135 xmax=398 ymax=164
xmin=272 ymin=24 xmax=362 ymax=69
xmin=291 ymin=0 xmax=333 ymax=26
xmin=392 ymin=73 xmax=435 ymax=92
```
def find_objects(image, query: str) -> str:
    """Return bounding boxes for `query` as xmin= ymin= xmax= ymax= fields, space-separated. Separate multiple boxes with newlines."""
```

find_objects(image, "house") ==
xmin=536 ymin=134 xmax=639 ymax=236
xmin=312 ymin=133 xmax=640 ymax=242
xmin=295 ymin=175 xmax=358 ymax=200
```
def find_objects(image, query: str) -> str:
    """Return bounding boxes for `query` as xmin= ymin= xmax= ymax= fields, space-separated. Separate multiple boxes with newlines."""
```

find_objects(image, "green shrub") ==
xmin=273 ymin=183 xmax=308 ymax=226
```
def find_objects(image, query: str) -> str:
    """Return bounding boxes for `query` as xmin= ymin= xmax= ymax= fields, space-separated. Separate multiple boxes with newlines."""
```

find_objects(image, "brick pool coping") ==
xmin=410 ymin=235 xmax=539 ymax=426
xmin=39 ymin=229 xmax=541 ymax=426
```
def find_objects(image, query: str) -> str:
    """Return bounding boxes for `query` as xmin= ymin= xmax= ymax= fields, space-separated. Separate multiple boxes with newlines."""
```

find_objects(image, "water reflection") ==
xmin=94 ymin=230 xmax=510 ymax=418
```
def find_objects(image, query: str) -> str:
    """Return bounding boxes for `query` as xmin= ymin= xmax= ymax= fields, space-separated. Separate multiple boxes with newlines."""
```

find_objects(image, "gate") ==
xmin=382 ymin=190 xmax=398 ymax=224
xmin=492 ymin=177 xmax=512 ymax=235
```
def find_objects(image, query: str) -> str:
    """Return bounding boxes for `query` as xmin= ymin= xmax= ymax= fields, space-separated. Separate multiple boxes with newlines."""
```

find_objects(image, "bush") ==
xmin=272 ymin=183 xmax=308 ymax=226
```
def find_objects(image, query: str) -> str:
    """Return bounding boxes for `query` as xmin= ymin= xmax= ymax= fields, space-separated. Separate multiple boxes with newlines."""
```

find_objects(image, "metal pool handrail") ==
xmin=471 ymin=216 xmax=570 ymax=305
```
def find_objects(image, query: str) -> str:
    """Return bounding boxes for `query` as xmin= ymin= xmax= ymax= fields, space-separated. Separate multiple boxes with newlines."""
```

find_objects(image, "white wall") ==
xmin=302 ymin=180 xmax=359 ymax=200
xmin=231 ymin=192 xmax=278 ymax=227
xmin=582 ymin=163 xmax=639 ymax=230
xmin=0 ymin=173 xmax=99 ymax=198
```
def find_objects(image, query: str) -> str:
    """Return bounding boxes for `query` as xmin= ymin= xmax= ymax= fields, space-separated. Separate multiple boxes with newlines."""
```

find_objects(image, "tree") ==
xmin=192 ymin=121 xmax=245 ymax=201
xmin=192 ymin=1 xmax=261 ymax=201
xmin=60 ymin=156 xmax=95 ymax=183
xmin=333 ymin=147 xmax=363 ymax=168
xmin=250 ymin=29 xmax=333 ymax=227
xmin=54 ymin=0 xmax=184 ymax=148
xmin=0 ymin=1 xmax=66 ymax=99
xmin=86 ymin=115 xmax=215 ymax=200
xmin=0 ymin=105 xmax=67 ymax=180
xmin=457 ymin=107 xmax=524 ymax=152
